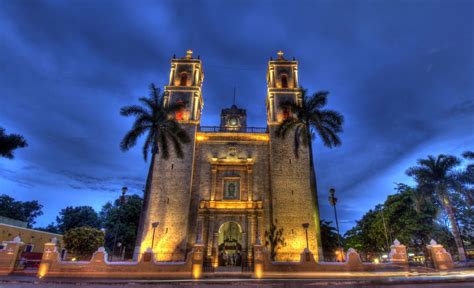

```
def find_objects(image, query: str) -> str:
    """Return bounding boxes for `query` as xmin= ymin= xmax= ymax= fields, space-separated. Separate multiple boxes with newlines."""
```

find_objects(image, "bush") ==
xmin=63 ymin=226 xmax=104 ymax=260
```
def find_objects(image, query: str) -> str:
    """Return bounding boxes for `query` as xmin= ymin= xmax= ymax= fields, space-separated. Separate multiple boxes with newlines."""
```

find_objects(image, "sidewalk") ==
xmin=0 ymin=270 xmax=473 ymax=287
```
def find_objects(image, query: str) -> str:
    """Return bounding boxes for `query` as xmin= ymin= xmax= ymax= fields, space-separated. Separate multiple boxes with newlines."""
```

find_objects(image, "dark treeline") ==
xmin=342 ymin=152 xmax=473 ymax=261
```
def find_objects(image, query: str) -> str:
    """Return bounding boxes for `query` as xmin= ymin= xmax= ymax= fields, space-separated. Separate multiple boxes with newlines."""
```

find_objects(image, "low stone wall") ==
xmin=253 ymin=245 xmax=407 ymax=277
xmin=38 ymin=241 xmax=204 ymax=279
xmin=0 ymin=237 xmax=23 ymax=276
xmin=31 ymin=238 xmax=454 ymax=279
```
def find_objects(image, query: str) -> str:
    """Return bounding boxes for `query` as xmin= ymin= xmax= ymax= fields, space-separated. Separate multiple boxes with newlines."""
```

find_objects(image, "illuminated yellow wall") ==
xmin=0 ymin=224 xmax=63 ymax=253
xmin=266 ymin=52 xmax=320 ymax=261
xmin=136 ymin=51 xmax=321 ymax=264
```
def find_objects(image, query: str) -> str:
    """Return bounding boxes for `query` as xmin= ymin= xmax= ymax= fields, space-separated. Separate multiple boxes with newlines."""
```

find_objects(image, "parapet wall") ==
xmin=253 ymin=244 xmax=410 ymax=278
xmin=38 ymin=242 xmax=204 ymax=279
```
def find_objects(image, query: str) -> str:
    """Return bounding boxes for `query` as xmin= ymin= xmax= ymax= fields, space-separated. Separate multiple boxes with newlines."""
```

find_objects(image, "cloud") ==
xmin=0 ymin=0 xmax=472 ymax=230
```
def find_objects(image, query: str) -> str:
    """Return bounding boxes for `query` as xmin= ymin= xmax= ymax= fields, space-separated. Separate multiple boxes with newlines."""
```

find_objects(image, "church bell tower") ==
xmin=266 ymin=51 xmax=321 ymax=261
xmin=135 ymin=50 xmax=203 ymax=261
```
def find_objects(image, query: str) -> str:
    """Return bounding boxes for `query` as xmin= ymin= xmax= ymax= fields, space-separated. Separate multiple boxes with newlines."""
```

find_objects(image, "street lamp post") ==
xmin=151 ymin=221 xmax=160 ymax=251
xmin=328 ymin=188 xmax=344 ymax=261
xmin=302 ymin=223 xmax=309 ymax=250
xmin=380 ymin=204 xmax=390 ymax=251
xmin=112 ymin=186 xmax=128 ymax=260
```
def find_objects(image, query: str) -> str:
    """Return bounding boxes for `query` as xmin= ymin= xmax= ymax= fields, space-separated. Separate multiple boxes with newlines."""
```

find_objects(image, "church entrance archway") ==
xmin=217 ymin=222 xmax=242 ymax=267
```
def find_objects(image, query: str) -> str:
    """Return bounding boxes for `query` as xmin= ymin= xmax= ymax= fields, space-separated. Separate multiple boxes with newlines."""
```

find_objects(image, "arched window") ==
xmin=175 ymin=99 xmax=184 ymax=120
xmin=281 ymin=74 xmax=288 ymax=88
xmin=282 ymin=107 xmax=290 ymax=120
xmin=179 ymin=72 xmax=188 ymax=86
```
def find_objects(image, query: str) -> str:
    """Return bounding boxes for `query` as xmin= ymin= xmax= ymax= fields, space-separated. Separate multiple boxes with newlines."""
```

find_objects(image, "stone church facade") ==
xmin=135 ymin=50 xmax=321 ymax=267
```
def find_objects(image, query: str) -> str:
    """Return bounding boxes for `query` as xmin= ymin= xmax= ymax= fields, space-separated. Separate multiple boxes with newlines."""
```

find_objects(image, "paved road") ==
xmin=1 ymin=278 xmax=474 ymax=288
xmin=0 ymin=282 xmax=473 ymax=287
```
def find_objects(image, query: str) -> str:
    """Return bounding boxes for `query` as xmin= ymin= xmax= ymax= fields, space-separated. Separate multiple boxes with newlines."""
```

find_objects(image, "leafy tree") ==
xmin=0 ymin=127 xmax=27 ymax=159
xmin=383 ymin=185 xmax=438 ymax=252
xmin=343 ymin=184 xmax=440 ymax=260
xmin=56 ymin=206 xmax=100 ymax=233
xmin=320 ymin=220 xmax=341 ymax=261
xmin=456 ymin=151 xmax=474 ymax=206
xmin=120 ymin=83 xmax=190 ymax=249
xmin=63 ymin=226 xmax=104 ymax=260
xmin=343 ymin=208 xmax=381 ymax=260
xmin=276 ymin=89 xmax=344 ymax=254
xmin=264 ymin=220 xmax=286 ymax=261
xmin=449 ymin=191 xmax=473 ymax=249
xmin=0 ymin=194 xmax=43 ymax=227
xmin=406 ymin=154 xmax=467 ymax=261
xmin=36 ymin=222 xmax=60 ymax=234
xmin=99 ymin=194 xmax=143 ymax=259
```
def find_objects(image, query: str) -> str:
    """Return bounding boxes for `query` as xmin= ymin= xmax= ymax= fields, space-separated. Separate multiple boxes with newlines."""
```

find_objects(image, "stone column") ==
xmin=248 ymin=215 xmax=256 ymax=263
xmin=207 ymin=216 xmax=215 ymax=257
xmin=169 ymin=64 xmax=176 ymax=86
xmin=196 ymin=216 xmax=204 ymax=244
xmin=192 ymin=63 xmax=197 ymax=86
xmin=241 ymin=231 xmax=248 ymax=268
xmin=212 ymin=232 xmax=219 ymax=267
xmin=293 ymin=66 xmax=299 ymax=88
xmin=247 ymin=164 xmax=253 ymax=201
xmin=210 ymin=165 xmax=217 ymax=201
xmin=249 ymin=215 xmax=256 ymax=246
xmin=269 ymin=95 xmax=275 ymax=122
xmin=192 ymin=92 xmax=199 ymax=120
xmin=257 ymin=214 xmax=264 ymax=245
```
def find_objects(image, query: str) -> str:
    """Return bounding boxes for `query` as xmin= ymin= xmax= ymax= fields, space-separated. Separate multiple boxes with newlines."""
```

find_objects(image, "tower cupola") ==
xmin=266 ymin=51 xmax=303 ymax=124
xmin=164 ymin=50 xmax=204 ymax=123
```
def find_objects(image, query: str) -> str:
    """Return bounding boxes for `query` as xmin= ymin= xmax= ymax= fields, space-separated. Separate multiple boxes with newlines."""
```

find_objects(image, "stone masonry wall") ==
xmin=138 ymin=124 xmax=198 ymax=261
xmin=268 ymin=126 xmax=319 ymax=261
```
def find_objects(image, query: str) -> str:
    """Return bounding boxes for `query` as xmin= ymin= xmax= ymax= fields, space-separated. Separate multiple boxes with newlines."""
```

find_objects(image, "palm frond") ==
xmin=167 ymin=130 xmax=185 ymax=159
xmin=142 ymin=130 xmax=154 ymax=162
xmin=275 ymin=89 xmax=343 ymax=154
xmin=120 ymin=105 xmax=148 ymax=117
xmin=120 ymin=82 xmax=191 ymax=161
xmin=158 ymin=131 xmax=170 ymax=160
xmin=462 ymin=151 xmax=474 ymax=160
xmin=120 ymin=124 xmax=148 ymax=151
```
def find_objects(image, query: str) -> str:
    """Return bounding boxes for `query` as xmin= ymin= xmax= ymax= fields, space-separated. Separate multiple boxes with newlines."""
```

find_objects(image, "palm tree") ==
xmin=458 ymin=151 xmax=474 ymax=206
xmin=0 ymin=127 xmax=27 ymax=159
xmin=120 ymin=83 xmax=190 ymax=252
xmin=406 ymin=154 xmax=467 ymax=261
xmin=320 ymin=220 xmax=341 ymax=261
xmin=276 ymin=90 xmax=344 ymax=257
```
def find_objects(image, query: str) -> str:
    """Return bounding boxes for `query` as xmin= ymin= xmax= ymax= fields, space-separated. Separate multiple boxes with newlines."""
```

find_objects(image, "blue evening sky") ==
xmin=0 ymin=0 xmax=472 ymax=232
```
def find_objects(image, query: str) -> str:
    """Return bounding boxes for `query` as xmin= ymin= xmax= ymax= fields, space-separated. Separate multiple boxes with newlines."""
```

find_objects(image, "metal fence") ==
xmin=198 ymin=126 xmax=268 ymax=133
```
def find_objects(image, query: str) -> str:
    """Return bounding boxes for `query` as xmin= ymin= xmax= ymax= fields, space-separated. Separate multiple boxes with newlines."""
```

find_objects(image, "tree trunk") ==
xmin=307 ymin=129 xmax=323 ymax=259
xmin=133 ymin=151 xmax=157 ymax=259
xmin=438 ymin=187 xmax=467 ymax=261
